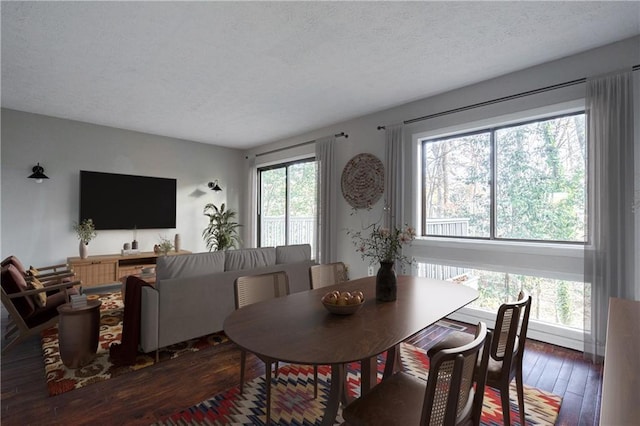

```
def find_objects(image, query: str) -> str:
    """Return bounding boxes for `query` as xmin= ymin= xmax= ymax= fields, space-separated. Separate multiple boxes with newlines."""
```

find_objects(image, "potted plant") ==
xmin=156 ymin=236 xmax=174 ymax=255
xmin=202 ymin=203 xmax=241 ymax=251
xmin=348 ymin=223 xmax=415 ymax=301
xmin=73 ymin=218 xmax=97 ymax=259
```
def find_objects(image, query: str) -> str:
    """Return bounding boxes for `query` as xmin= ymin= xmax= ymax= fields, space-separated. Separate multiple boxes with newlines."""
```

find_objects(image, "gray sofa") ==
xmin=139 ymin=244 xmax=314 ymax=353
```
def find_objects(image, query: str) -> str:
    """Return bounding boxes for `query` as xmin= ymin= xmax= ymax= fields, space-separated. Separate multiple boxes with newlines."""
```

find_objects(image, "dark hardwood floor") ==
xmin=1 ymin=319 xmax=602 ymax=425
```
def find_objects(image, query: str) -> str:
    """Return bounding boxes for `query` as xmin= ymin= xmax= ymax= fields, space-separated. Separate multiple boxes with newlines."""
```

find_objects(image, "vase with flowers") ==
xmin=73 ymin=218 xmax=97 ymax=259
xmin=348 ymin=223 xmax=416 ymax=301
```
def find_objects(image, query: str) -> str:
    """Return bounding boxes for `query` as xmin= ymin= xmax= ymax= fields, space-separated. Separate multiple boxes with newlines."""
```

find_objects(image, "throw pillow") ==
xmin=1 ymin=264 xmax=36 ymax=318
xmin=1 ymin=255 xmax=27 ymax=275
xmin=276 ymin=244 xmax=311 ymax=264
xmin=225 ymin=247 xmax=276 ymax=271
xmin=156 ymin=251 xmax=225 ymax=280
xmin=29 ymin=277 xmax=47 ymax=308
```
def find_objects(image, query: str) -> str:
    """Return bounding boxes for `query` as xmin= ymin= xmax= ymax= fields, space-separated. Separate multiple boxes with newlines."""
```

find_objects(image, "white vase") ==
xmin=174 ymin=233 xmax=181 ymax=252
xmin=79 ymin=241 xmax=88 ymax=259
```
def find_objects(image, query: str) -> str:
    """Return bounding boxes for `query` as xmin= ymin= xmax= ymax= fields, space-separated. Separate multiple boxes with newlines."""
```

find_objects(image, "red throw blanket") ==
xmin=109 ymin=275 xmax=152 ymax=366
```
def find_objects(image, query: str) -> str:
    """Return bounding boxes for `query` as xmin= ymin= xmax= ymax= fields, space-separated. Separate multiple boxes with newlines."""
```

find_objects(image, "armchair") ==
xmin=2 ymin=255 xmax=75 ymax=282
xmin=1 ymin=264 xmax=80 ymax=354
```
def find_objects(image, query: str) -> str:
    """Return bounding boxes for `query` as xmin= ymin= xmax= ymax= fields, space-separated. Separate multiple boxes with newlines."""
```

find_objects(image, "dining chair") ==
xmin=234 ymin=271 xmax=317 ymax=425
xmin=307 ymin=262 xmax=349 ymax=401
xmin=428 ymin=291 xmax=532 ymax=426
xmin=484 ymin=291 xmax=532 ymax=426
xmin=342 ymin=322 xmax=492 ymax=426
xmin=309 ymin=261 xmax=349 ymax=289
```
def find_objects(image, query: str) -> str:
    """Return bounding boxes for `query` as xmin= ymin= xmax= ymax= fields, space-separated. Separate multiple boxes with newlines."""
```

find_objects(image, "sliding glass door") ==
xmin=258 ymin=159 xmax=317 ymax=254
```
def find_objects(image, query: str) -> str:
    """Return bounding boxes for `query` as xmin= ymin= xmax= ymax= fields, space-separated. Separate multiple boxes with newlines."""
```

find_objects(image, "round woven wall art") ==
xmin=341 ymin=153 xmax=385 ymax=209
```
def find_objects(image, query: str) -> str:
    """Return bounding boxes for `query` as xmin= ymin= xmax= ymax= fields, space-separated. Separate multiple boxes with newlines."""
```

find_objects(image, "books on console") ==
xmin=121 ymin=249 xmax=141 ymax=256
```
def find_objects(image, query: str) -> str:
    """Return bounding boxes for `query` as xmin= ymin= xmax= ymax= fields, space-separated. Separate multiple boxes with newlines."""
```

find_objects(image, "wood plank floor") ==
xmin=1 ymin=319 xmax=602 ymax=426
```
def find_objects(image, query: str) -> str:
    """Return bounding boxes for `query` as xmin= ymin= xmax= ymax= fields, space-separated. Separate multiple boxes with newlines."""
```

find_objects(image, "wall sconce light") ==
xmin=208 ymin=180 xmax=222 ymax=191
xmin=28 ymin=163 xmax=49 ymax=183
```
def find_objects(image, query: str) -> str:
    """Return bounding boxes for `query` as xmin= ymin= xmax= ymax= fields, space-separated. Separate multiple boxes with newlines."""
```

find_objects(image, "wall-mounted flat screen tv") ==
xmin=80 ymin=170 xmax=176 ymax=230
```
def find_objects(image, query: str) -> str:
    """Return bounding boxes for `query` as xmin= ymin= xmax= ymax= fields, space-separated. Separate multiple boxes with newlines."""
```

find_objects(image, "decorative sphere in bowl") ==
xmin=321 ymin=290 xmax=364 ymax=315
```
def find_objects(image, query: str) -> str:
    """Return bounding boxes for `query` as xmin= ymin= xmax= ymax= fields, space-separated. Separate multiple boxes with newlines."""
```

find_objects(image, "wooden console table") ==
xmin=600 ymin=297 xmax=640 ymax=425
xmin=68 ymin=250 xmax=190 ymax=288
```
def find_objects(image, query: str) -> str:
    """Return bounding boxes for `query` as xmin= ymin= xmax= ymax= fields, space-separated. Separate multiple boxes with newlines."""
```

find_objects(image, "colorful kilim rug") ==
xmin=41 ymin=292 xmax=228 ymax=396
xmin=155 ymin=342 xmax=561 ymax=426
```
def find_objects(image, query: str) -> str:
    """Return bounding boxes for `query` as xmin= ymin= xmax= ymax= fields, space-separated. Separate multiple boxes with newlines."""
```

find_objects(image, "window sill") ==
xmin=412 ymin=236 xmax=584 ymax=258
xmin=407 ymin=236 xmax=584 ymax=282
xmin=449 ymin=306 xmax=584 ymax=351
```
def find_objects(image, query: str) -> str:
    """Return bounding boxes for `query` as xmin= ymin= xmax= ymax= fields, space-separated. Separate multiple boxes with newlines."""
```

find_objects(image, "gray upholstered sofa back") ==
xmin=140 ymin=244 xmax=314 ymax=353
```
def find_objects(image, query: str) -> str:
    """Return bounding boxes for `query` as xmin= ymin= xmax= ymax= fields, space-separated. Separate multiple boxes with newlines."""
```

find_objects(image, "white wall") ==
xmin=3 ymin=36 xmax=637 ymax=281
xmin=245 ymin=36 xmax=640 ymax=281
xmin=1 ymin=109 xmax=246 ymax=266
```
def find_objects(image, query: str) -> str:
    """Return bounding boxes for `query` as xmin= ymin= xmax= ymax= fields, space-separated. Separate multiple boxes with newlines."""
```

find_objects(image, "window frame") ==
xmin=420 ymin=110 xmax=586 ymax=245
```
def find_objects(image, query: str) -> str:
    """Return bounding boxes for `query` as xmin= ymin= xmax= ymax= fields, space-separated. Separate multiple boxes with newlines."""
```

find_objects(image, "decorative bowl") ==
xmin=322 ymin=299 xmax=364 ymax=315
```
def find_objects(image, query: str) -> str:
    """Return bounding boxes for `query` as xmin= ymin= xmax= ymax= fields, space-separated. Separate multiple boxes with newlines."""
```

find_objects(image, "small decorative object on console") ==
xmin=157 ymin=236 xmax=174 ymax=255
xmin=131 ymin=226 xmax=138 ymax=250
xmin=73 ymin=218 xmax=97 ymax=259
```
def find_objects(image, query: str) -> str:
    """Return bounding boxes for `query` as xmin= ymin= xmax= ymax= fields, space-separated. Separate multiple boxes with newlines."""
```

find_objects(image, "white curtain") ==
xmin=384 ymin=124 xmax=405 ymax=229
xmin=245 ymin=154 xmax=258 ymax=248
xmin=315 ymin=136 xmax=337 ymax=263
xmin=584 ymin=70 xmax=636 ymax=362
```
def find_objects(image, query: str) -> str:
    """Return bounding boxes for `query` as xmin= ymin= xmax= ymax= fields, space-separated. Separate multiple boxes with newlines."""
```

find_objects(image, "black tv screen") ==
xmin=80 ymin=171 xmax=177 ymax=230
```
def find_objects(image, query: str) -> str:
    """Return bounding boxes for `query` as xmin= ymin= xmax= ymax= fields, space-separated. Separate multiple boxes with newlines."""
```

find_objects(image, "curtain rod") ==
xmin=377 ymin=64 xmax=640 ymax=130
xmin=253 ymin=132 xmax=348 ymax=158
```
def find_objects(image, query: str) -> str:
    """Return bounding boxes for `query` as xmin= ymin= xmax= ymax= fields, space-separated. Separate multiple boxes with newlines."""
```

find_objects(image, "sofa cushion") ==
xmin=1 ymin=255 xmax=26 ymax=275
xmin=276 ymin=244 xmax=311 ymax=264
xmin=224 ymin=247 xmax=276 ymax=271
xmin=156 ymin=252 xmax=226 ymax=280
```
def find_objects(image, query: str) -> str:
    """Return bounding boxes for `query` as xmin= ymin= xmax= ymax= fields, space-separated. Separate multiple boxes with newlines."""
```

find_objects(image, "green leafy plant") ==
xmin=157 ymin=236 xmax=174 ymax=255
xmin=202 ymin=203 xmax=241 ymax=251
xmin=73 ymin=218 xmax=97 ymax=244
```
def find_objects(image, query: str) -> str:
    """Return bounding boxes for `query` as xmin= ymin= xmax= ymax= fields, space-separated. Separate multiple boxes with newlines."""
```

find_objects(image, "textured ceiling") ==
xmin=2 ymin=1 xmax=639 ymax=149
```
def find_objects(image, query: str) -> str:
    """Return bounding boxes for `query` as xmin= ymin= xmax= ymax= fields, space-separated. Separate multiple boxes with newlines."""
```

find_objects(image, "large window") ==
xmin=415 ymin=262 xmax=585 ymax=330
xmin=258 ymin=159 xmax=317 ymax=253
xmin=422 ymin=112 xmax=586 ymax=243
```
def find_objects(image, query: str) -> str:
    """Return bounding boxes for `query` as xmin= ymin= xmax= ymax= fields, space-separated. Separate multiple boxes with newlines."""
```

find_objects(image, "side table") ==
xmin=57 ymin=300 xmax=102 ymax=368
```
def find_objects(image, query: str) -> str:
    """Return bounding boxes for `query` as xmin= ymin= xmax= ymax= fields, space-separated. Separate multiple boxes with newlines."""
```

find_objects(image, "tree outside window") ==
xmin=422 ymin=112 xmax=586 ymax=243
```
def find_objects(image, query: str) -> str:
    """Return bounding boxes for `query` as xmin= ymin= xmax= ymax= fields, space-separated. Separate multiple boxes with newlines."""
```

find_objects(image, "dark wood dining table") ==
xmin=223 ymin=274 xmax=478 ymax=425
